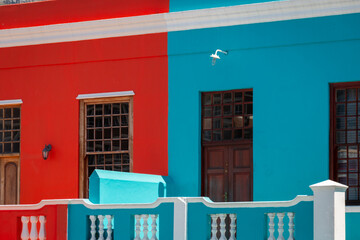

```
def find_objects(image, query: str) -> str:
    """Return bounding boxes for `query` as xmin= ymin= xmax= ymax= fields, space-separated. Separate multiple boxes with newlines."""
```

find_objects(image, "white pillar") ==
xmin=310 ymin=180 xmax=347 ymax=240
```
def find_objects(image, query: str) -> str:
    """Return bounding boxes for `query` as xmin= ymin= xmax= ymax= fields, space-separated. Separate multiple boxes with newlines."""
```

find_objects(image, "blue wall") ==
xmin=168 ymin=13 xmax=360 ymax=200
xmin=170 ymin=0 xmax=283 ymax=12
xmin=346 ymin=212 xmax=360 ymax=240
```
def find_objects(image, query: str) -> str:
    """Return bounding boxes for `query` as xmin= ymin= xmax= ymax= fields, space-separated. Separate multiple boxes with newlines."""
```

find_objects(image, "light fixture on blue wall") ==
xmin=42 ymin=144 xmax=52 ymax=160
xmin=210 ymin=49 xmax=227 ymax=65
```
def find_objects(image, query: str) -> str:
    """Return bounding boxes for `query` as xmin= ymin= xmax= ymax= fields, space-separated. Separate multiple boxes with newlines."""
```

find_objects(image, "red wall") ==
xmin=0 ymin=0 xmax=169 ymax=29
xmin=0 ymin=33 xmax=168 ymax=204
xmin=0 ymin=204 xmax=67 ymax=239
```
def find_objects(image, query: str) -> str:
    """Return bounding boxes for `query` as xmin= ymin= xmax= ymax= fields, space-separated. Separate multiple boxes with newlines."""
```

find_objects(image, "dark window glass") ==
xmin=0 ymin=107 xmax=21 ymax=154
xmin=201 ymin=90 xmax=252 ymax=143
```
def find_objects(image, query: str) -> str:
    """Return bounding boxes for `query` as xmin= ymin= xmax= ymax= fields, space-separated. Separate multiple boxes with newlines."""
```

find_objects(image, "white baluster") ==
xmin=29 ymin=216 xmax=39 ymax=240
xmin=229 ymin=214 xmax=236 ymax=240
xmin=89 ymin=215 xmax=96 ymax=240
xmin=277 ymin=213 xmax=285 ymax=240
xmin=98 ymin=215 xmax=105 ymax=240
xmin=267 ymin=213 xmax=276 ymax=240
xmin=21 ymin=216 xmax=30 ymax=240
xmin=142 ymin=214 xmax=150 ymax=240
xmin=39 ymin=216 xmax=46 ymax=240
xmin=134 ymin=215 xmax=141 ymax=240
xmin=287 ymin=212 xmax=295 ymax=240
xmin=210 ymin=214 xmax=218 ymax=240
xmin=105 ymin=215 xmax=113 ymax=240
xmin=218 ymin=214 xmax=227 ymax=240
xmin=150 ymin=214 xmax=158 ymax=240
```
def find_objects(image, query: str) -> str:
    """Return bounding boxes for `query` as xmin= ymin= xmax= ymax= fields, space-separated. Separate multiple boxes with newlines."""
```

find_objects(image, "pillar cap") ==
xmin=310 ymin=180 xmax=348 ymax=192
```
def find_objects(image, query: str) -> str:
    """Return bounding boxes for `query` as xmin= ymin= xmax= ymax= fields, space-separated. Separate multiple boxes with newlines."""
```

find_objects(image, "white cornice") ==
xmin=76 ymin=91 xmax=135 ymax=100
xmin=0 ymin=99 xmax=23 ymax=105
xmin=0 ymin=0 xmax=359 ymax=48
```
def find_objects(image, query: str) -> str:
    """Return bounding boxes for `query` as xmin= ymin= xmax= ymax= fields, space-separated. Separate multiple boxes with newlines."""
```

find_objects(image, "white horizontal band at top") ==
xmin=0 ymin=99 xmax=23 ymax=105
xmin=0 ymin=0 xmax=359 ymax=48
xmin=76 ymin=91 xmax=135 ymax=100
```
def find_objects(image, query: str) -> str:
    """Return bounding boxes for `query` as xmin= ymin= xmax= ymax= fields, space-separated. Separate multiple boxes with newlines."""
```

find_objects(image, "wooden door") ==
xmin=203 ymin=144 xmax=252 ymax=202
xmin=0 ymin=157 xmax=19 ymax=204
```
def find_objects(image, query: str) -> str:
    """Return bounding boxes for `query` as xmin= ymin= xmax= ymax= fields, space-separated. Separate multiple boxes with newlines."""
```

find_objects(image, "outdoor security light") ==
xmin=42 ymin=144 xmax=52 ymax=160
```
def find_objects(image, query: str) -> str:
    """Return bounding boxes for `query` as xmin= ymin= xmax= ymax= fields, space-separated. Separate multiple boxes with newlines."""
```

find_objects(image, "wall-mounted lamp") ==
xmin=210 ymin=49 xmax=228 ymax=65
xmin=42 ymin=144 xmax=52 ymax=160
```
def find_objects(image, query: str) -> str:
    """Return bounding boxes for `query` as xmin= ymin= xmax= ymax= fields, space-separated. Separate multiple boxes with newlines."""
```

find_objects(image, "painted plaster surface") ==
xmin=346 ymin=212 xmax=360 ymax=240
xmin=0 ymin=33 xmax=168 ymax=204
xmin=170 ymin=0 xmax=283 ymax=12
xmin=89 ymin=170 xmax=167 ymax=204
xmin=168 ymin=13 xmax=360 ymax=200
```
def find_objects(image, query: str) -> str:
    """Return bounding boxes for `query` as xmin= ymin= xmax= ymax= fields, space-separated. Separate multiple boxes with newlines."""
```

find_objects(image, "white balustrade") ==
xmin=105 ymin=215 xmax=113 ymax=240
xmin=267 ymin=212 xmax=295 ymax=240
xmin=267 ymin=213 xmax=276 ymax=240
xmin=287 ymin=213 xmax=295 ymax=240
xmin=229 ymin=214 xmax=236 ymax=240
xmin=134 ymin=214 xmax=159 ymax=240
xmin=89 ymin=215 xmax=114 ymax=240
xmin=39 ymin=216 xmax=46 ymax=240
xmin=20 ymin=215 xmax=46 ymax=240
xmin=210 ymin=213 xmax=237 ymax=240
xmin=276 ymin=213 xmax=285 ymax=240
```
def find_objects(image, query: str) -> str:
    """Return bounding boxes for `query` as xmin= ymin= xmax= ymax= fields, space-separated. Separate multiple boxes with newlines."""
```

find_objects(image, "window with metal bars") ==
xmin=331 ymin=83 xmax=360 ymax=204
xmin=0 ymin=106 xmax=20 ymax=154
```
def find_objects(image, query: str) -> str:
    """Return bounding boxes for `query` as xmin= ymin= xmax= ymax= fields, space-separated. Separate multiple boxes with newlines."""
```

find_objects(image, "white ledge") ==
xmin=185 ymin=195 xmax=314 ymax=208
xmin=76 ymin=91 xmax=135 ymax=100
xmin=0 ymin=0 xmax=359 ymax=48
xmin=346 ymin=206 xmax=360 ymax=213
xmin=0 ymin=99 xmax=23 ymax=106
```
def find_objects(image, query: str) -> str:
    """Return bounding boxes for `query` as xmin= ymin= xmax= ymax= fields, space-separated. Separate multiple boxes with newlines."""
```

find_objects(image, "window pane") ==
xmin=104 ymin=104 xmax=111 ymax=115
xmin=348 ymin=117 xmax=356 ymax=129
xmin=337 ymin=160 xmax=347 ymax=173
xmin=223 ymin=93 xmax=232 ymax=103
xmin=87 ymin=105 xmax=94 ymax=116
xmin=4 ymin=109 xmax=11 ymax=118
xmin=349 ymin=187 xmax=359 ymax=200
xmin=213 ymin=94 xmax=221 ymax=104
xmin=213 ymin=106 xmax=221 ymax=116
xmin=235 ymin=92 xmax=242 ymax=103
xmin=349 ymin=146 xmax=358 ymax=158
xmin=223 ymin=130 xmax=232 ymax=140
xmin=348 ymin=130 xmax=356 ymax=143
xmin=336 ymin=104 xmax=345 ymax=116
xmin=121 ymin=103 xmax=129 ymax=114
xmin=223 ymin=105 xmax=232 ymax=116
xmin=348 ymin=103 xmax=356 ymax=115
xmin=223 ymin=118 xmax=232 ymax=128
xmin=336 ymin=131 xmax=345 ymax=144
xmin=336 ymin=118 xmax=345 ymax=130
xmin=213 ymin=130 xmax=221 ymax=141
xmin=203 ymin=94 xmax=211 ymax=105
xmin=347 ymin=89 xmax=357 ymax=101
xmin=113 ymin=103 xmax=120 ymax=114
xmin=336 ymin=89 xmax=345 ymax=102
xmin=245 ymin=104 xmax=253 ymax=114
xmin=349 ymin=159 xmax=358 ymax=172
xmin=203 ymin=119 xmax=212 ymax=130
xmin=244 ymin=91 xmax=253 ymax=102
xmin=13 ymin=108 xmax=20 ymax=118
xmin=234 ymin=116 xmax=243 ymax=128
xmin=95 ymin=104 xmax=103 ymax=115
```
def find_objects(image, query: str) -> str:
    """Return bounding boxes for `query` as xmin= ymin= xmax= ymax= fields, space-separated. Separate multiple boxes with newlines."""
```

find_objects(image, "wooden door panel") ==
xmin=207 ymin=148 xmax=226 ymax=169
xmin=233 ymin=173 xmax=250 ymax=201
xmin=207 ymin=174 xmax=225 ymax=202
xmin=0 ymin=157 xmax=20 ymax=204
xmin=4 ymin=162 xmax=17 ymax=204
xmin=233 ymin=147 xmax=251 ymax=168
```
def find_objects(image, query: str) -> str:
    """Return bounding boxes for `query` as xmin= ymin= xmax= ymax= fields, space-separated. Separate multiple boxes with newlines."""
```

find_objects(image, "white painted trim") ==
xmin=346 ymin=206 xmax=360 ymax=213
xmin=0 ymin=0 xmax=359 ymax=48
xmin=0 ymin=99 xmax=23 ymax=106
xmin=0 ymin=199 xmax=70 ymax=210
xmin=68 ymin=197 xmax=182 ymax=209
xmin=185 ymin=195 xmax=314 ymax=208
xmin=76 ymin=91 xmax=135 ymax=100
